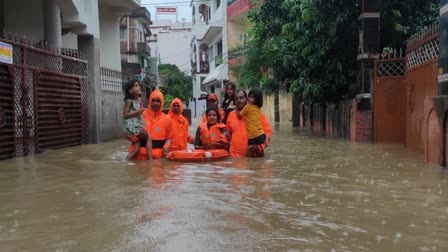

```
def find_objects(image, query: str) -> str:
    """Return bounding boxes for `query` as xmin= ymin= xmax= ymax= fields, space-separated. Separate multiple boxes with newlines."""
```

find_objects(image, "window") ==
xmin=192 ymin=6 xmax=196 ymax=24
xmin=199 ymin=4 xmax=209 ymax=24
xmin=216 ymin=0 xmax=221 ymax=9
xmin=217 ymin=40 xmax=223 ymax=55
xmin=209 ymin=45 xmax=214 ymax=62
xmin=239 ymin=33 xmax=247 ymax=44
xmin=120 ymin=28 xmax=127 ymax=40
xmin=209 ymin=6 xmax=211 ymax=21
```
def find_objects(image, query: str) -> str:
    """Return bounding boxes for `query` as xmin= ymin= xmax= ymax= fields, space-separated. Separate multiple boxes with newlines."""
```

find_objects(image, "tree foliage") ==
xmin=381 ymin=0 xmax=438 ymax=49
xmin=234 ymin=0 xmax=438 ymax=103
xmin=158 ymin=64 xmax=192 ymax=109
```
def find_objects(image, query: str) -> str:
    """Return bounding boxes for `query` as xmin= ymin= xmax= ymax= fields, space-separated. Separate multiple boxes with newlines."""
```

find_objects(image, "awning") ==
xmin=203 ymin=64 xmax=227 ymax=85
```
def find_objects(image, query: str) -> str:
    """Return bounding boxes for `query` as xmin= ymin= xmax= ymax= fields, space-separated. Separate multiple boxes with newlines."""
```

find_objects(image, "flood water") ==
xmin=0 ymin=124 xmax=447 ymax=251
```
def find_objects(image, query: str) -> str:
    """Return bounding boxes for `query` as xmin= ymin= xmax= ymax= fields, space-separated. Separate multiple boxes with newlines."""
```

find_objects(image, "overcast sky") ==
xmin=142 ymin=0 xmax=193 ymax=22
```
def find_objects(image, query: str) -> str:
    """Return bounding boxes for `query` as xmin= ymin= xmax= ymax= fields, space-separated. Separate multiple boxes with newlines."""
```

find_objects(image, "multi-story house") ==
xmin=227 ymin=0 xmax=291 ymax=124
xmin=190 ymin=0 xmax=228 ymax=117
xmin=0 ymin=0 xmax=149 ymax=160
xmin=119 ymin=7 xmax=152 ymax=100
xmin=149 ymin=20 xmax=193 ymax=75
xmin=227 ymin=0 xmax=252 ymax=81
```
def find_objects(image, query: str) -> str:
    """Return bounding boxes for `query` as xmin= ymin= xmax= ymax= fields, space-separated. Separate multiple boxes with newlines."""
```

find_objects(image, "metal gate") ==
xmin=0 ymin=36 xmax=88 ymax=160
xmin=373 ymin=57 xmax=406 ymax=143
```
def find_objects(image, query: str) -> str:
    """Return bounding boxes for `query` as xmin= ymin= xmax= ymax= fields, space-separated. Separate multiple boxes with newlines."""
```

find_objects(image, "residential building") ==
xmin=0 ymin=0 xmax=148 ymax=146
xmin=227 ymin=0 xmax=291 ymax=124
xmin=190 ymin=0 xmax=228 ymax=117
xmin=120 ymin=7 xmax=152 ymax=101
xmin=227 ymin=0 xmax=251 ymax=81
xmin=149 ymin=20 xmax=193 ymax=75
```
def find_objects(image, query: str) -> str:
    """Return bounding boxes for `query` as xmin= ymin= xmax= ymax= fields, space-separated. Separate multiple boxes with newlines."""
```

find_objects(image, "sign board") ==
xmin=0 ymin=42 xmax=13 ymax=64
xmin=156 ymin=7 xmax=177 ymax=14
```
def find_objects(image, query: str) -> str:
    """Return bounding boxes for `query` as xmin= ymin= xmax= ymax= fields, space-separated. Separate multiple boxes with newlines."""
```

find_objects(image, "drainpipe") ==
xmin=439 ymin=0 xmax=448 ymax=95
xmin=127 ymin=16 xmax=130 ymax=64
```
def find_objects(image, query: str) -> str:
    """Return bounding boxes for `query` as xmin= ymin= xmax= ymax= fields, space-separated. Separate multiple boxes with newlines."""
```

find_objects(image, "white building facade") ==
xmin=0 ymin=0 xmax=147 ymax=143
xmin=149 ymin=20 xmax=193 ymax=75
xmin=189 ymin=0 xmax=228 ymax=117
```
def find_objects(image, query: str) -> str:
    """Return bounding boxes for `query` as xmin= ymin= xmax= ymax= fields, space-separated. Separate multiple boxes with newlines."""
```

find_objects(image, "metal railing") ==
xmin=0 ymin=32 xmax=88 ymax=159
xmin=100 ymin=67 xmax=132 ymax=92
xmin=137 ymin=42 xmax=150 ymax=55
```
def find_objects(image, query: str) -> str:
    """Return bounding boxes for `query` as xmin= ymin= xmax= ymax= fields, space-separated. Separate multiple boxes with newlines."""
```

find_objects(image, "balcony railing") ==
xmin=199 ymin=61 xmax=210 ymax=73
xmin=137 ymin=42 xmax=150 ymax=55
xmin=100 ymin=67 xmax=133 ymax=92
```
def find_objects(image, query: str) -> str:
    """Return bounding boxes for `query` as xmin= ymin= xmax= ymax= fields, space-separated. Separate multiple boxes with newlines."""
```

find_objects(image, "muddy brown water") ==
xmin=0 ymin=125 xmax=447 ymax=251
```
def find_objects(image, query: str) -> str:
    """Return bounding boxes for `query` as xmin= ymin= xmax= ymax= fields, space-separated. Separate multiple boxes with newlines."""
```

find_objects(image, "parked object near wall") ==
xmin=0 ymin=36 xmax=88 ymax=160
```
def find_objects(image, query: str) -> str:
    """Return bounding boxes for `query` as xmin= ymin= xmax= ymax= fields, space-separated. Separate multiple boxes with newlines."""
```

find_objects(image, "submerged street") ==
xmin=0 ymin=125 xmax=447 ymax=251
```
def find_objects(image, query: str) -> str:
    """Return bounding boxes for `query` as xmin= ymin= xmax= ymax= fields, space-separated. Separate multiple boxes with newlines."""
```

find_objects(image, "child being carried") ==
xmin=236 ymin=88 xmax=266 ymax=157
xmin=122 ymin=80 xmax=152 ymax=160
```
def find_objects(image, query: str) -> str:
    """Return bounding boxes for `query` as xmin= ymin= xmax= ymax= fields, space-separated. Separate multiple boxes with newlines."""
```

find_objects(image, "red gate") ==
xmin=373 ymin=57 xmax=406 ymax=143
xmin=0 ymin=36 xmax=88 ymax=160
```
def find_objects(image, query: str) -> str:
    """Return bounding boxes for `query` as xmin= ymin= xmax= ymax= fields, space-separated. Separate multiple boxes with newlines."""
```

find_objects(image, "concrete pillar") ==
xmin=43 ymin=0 xmax=62 ymax=48
xmin=357 ymin=0 xmax=381 ymax=94
xmin=292 ymin=95 xmax=301 ymax=127
xmin=78 ymin=35 xmax=102 ymax=144
xmin=439 ymin=0 xmax=448 ymax=95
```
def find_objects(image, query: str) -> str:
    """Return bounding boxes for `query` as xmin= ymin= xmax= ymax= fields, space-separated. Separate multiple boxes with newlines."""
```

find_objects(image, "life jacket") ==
xmin=168 ymin=98 xmax=190 ymax=152
xmin=198 ymin=122 xmax=229 ymax=145
xmin=201 ymin=107 xmax=226 ymax=124
xmin=129 ymin=89 xmax=173 ymax=159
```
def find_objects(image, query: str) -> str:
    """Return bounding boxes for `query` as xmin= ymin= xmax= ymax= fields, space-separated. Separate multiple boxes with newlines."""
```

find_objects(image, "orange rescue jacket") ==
xmin=168 ymin=98 xmax=190 ymax=152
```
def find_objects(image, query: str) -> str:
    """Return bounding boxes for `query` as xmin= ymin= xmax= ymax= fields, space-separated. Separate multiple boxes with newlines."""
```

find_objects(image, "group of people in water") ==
xmin=122 ymin=79 xmax=272 ymax=160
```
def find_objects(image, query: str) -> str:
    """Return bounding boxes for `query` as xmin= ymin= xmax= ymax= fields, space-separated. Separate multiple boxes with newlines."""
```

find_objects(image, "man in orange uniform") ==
xmin=201 ymin=93 xmax=225 ymax=123
xmin=226 ymin=89 xmax=272 ymax=157
xmin=129 ymin=89 xmax=174 ymax=159
xmin=167 ymin=98 xmax=193 ymax=152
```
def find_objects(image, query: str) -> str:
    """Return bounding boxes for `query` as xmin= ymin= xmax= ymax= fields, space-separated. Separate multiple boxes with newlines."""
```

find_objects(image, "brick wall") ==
xmin=423 ymin=96 xmax=448 ymax=165
xmin=299 ymin=98 xmax=371 ymax=143
xmin=350 ymin=98 xmax=372 ymax=142
xmin=405 ymin=62 xmax=438 ymax=151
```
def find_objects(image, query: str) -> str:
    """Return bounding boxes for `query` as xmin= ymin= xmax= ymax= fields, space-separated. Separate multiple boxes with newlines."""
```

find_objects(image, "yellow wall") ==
xmin=227 ymin=18 xmax=251 ymax=49
xmin=227 ymin=18 xmax=251 ymax=82
xmin=261 ymin=89 xmax=292 ymax=124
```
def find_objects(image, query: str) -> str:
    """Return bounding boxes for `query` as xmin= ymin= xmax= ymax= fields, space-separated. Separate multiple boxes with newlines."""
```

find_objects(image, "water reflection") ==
xmin=0 ymin=127 xmax=447 ymax=251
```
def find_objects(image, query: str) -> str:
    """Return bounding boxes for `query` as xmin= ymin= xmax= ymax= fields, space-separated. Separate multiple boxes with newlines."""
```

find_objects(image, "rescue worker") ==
xmin=195 ymin=107 xmax=230 ymax=150
xmin=167 ymin=98 xmax=194 ymax=152
xmin=128 ymin=89 xmax=174 ymax=159
xmin=226 ymin=89 xmax=272 ymax=157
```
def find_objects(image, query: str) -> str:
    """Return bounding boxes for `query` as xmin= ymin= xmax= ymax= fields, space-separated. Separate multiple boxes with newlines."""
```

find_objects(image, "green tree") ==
xmin=158 ymin=64 xmax=192 ymax=109
xmin=236 ymin=0 xmax=438 ymax=103
xmin=235 ymin=0 xmax=359 ymax=102
xmin=381 ymin=0 xmax=438 ymax=49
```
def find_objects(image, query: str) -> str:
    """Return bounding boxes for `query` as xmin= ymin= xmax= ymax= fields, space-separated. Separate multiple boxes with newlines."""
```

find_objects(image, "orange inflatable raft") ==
xmin=166 ymin=149 xmax=229 ymax=162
